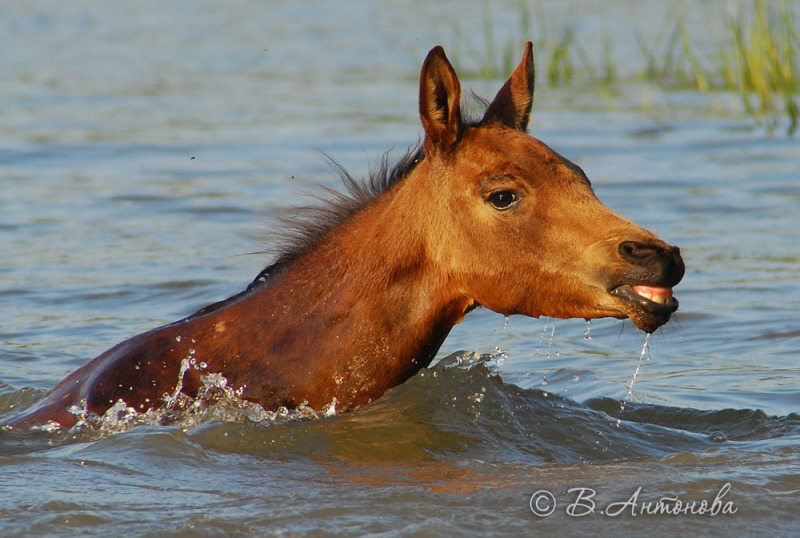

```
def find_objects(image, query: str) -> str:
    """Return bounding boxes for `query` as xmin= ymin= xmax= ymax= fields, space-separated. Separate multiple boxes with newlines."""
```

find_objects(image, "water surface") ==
xmin=1 ymin=1 xmax=798 ymax=536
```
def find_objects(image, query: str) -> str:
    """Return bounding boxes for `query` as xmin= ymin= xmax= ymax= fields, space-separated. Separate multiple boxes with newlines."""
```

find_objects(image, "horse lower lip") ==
xmin=608 ymin=285 xmax=680 ymax=333
xmin=610 ymin=284 xmax=680 ymax=315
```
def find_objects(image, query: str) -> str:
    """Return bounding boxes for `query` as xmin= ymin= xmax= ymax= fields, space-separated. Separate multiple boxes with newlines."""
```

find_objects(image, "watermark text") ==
xmin=529 ymin=483 xmax=738 ymax=518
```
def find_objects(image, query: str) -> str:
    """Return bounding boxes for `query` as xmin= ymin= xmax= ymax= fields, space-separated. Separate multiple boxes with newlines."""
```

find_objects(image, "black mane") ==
xmin=266 ymin=144 xmax=425 ymax=275
xmin=184 ymin=144 xmax=425 ymax=321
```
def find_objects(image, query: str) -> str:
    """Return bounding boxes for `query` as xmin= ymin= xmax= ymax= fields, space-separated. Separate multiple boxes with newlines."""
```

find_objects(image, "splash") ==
xmin=448 ymin=349 xmax=507 ymax=372
xmin=163 ymin=357 xmax=203 ymax=410
xmin=57 ymin=358 xmax=337 ymax=435
xmin=617 ymin=332 xmax=651 ymax=426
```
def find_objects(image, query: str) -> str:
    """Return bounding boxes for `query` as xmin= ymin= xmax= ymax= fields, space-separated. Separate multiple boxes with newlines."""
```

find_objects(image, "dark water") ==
xmin=2 ymin=1 xmax=799 ymax=536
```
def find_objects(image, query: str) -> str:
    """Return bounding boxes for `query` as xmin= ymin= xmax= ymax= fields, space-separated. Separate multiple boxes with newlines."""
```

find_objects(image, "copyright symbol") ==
xmin=529 ymin=490 xmax=556 ymax=517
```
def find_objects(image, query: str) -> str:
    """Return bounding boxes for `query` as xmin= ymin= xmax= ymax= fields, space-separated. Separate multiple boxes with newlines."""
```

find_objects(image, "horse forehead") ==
xmin=459 ymin=128 xmax=573 ymax=174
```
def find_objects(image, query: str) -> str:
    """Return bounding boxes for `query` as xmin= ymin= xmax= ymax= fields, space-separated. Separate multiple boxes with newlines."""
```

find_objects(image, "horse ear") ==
xmin=482 ymin=41 xmax=535 ymax=131
xmin=419 ymin=46 xmax=464 ymax=151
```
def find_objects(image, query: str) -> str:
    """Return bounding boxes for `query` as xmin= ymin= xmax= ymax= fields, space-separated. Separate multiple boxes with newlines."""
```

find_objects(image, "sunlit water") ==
xmin=2 ymin=1 xmax=799 ymax=536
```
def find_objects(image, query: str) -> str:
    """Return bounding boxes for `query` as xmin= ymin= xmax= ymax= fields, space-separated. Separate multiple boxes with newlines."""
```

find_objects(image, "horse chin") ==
xmin=609 ymin=284 xmax=679 ymax=333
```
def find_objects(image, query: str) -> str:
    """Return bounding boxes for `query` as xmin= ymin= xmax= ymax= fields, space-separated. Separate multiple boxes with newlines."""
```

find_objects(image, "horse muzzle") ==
xmin=606 ymin=241 xmax=685 ymax=333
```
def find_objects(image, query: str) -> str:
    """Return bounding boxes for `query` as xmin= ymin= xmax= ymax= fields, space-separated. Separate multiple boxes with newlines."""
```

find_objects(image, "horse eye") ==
xmin=487 ymin=191 xmax=519 ymax=210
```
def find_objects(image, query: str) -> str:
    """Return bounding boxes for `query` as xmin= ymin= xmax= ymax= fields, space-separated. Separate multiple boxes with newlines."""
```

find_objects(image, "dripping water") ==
xmin=536 ymin=321 xmax=556 ymax=359
xmin=617 ymin=332 xmax=651 ymax=426
xmin=532 ymin=318 xmax=557 ymax=385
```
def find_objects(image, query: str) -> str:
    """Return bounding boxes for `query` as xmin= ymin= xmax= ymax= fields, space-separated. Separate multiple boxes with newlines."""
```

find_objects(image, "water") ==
xmin=2 ymin=0 xmax=799 ymax=535
xmin=617 ymin=333 xmax=651 ymax=425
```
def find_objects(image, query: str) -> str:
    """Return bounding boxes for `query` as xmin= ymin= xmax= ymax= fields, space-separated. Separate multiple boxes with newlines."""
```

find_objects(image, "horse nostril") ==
xmin=618 ymin=241 xmax=665 ymax=264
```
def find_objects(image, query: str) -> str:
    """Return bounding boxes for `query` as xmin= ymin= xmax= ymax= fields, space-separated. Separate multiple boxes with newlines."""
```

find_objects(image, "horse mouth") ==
xmin=609 ymin=284 xmax=679 ymax=333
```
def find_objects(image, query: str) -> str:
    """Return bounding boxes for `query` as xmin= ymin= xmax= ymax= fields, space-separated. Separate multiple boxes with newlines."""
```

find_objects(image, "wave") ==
xmin=2 ymin=352 xmax=798 ymax=463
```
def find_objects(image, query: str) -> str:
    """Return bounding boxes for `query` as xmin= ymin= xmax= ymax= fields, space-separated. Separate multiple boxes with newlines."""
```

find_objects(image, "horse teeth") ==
xmin=631 ymin=285 xmax=672 ymax=304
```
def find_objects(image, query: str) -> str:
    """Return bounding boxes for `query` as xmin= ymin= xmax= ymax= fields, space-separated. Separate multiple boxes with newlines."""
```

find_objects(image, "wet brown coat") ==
xmin=5 ymin=43 xmax=684 ymax=428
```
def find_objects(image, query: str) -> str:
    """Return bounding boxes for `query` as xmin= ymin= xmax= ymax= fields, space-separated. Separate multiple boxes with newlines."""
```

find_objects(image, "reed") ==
xmin=460 ymin=0 xmax=590 ymax=86
xmin=461 ymin=0 xmax=799 ymax=135
xmin=649 ymin=0 xmax=799 ymax=134
xmin=715 ymin=0 xmax=799 ymax=134
xmin=632 ymin=0 xmax=798 ymax=134
xmin=636 ymin=7 xmax=686 ymax=85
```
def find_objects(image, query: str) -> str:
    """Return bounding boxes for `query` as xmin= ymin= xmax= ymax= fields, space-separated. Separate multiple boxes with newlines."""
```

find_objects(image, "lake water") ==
xmin=1 ymin=0 xmax=798 ymax=536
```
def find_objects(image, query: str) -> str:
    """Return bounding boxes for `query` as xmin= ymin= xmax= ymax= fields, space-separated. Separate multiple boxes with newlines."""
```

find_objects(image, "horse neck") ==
xmin=258 ymin=167 xmax=472 ymax=366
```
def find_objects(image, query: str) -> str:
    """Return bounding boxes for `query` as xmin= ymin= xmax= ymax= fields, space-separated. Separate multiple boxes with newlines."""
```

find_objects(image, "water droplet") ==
xmin=584 ymin=319 xmax=592 ymax=340
xmin=533 ymin=318 xmax=558 ymax=361
xmin=709 ymin=431 xmax=727 ymax=443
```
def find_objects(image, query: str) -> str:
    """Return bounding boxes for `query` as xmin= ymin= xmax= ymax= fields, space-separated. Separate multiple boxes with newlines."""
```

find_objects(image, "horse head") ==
xmin=415 ymin=43 xmax=684 ymax=333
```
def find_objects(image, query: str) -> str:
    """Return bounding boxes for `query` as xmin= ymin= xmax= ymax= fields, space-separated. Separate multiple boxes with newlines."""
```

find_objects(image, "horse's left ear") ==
xmin=482 ymin=41 xmax=535 ymax=131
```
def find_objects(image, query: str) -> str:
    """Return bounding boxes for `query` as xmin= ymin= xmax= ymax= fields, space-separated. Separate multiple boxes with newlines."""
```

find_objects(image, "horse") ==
xmin=3 ymin=43 xmax=684 ymax=429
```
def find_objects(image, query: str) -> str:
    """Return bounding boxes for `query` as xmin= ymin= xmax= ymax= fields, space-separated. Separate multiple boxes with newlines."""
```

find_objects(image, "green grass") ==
xmin=454 ymin=0 xmax=590 ymax=85
xmin=453 ymin=0 xmax=799 ymax=135
xmin=642 ymin=0 xmax=799 ymax=134
xmin=716 ymin=0 xmax=799 ymax=134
